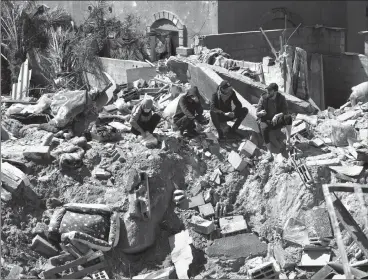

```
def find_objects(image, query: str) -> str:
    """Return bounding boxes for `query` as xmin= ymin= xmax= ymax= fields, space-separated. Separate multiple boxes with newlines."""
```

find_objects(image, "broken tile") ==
xmin=189 ymin=215 xmax=215 ymax=235
xmin=228 ymin=151 xmax=247 ymax=171
xmin=31 ymin=235 xmax=59 ymax=258
xmin=169 ymin=230 xmax=193 ymax=279
xmin=328 ymin=165 xmax=363 ymax=177
xmin=219 ymin=215 xmax=248 ymax=235
xmin=188 ymin=193 xmax=205 ymax=209
xmin=300 ymin=249 xmax=331 ymax=266
xmin=198 ymin=203 xmax=215 ymax=218
xmin=207 ymin=233 xmax=268 ymax=259
xmin=238 ymin=140 xmax=257 ymax=157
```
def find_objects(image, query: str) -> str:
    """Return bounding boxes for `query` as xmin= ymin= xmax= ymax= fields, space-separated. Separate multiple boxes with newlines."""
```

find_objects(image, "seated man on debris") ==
xmin=210 ymin=80 xmax=248 ymax=140
xmin=130 ymin=97 xmax=161 ymax=138
xmin=173 ymin=86 xmax=207 ymax=138
xmin=256 ymin=83 xmax=292 ymax=161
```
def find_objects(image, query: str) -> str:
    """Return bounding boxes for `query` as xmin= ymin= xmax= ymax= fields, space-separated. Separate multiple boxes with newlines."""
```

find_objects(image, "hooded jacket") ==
xmin=173 ymin=86 xmax=203 ymax=121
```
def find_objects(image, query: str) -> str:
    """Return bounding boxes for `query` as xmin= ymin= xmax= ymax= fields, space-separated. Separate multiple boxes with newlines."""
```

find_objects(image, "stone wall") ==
xmin=200 ymin=26 xmax=346 ymax=62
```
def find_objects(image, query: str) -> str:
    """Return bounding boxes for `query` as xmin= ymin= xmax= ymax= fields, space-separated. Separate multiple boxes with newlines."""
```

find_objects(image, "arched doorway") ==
xmin=259 ymin=7 xmax=303 ymax=30
xmin=146 ymin=11 xmax=186 ymax=61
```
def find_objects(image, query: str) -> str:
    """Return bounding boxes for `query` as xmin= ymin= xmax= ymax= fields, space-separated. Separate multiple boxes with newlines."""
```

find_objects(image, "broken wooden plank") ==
xmin=322 ymin=185 xmax=352 ymax=279
xmin=306 ymin=158 xmax=340 ymax=167
xmin=328 ymin=166 xmax=363 ymax=177
xmin=333 ymin=196 xmax=368 ymax=259
xmin=327 ymin=183 xmax=368 ymax=194
xmin=259 ymin=28 xmax=278 ymax=59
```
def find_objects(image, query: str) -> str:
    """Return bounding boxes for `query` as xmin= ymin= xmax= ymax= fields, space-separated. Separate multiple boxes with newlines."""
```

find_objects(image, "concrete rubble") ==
xmin=2 ymin=17 xmax=368 ymax=280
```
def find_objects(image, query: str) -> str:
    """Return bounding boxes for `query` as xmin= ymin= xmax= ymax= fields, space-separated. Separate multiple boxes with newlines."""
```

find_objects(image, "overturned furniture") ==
xmin=48 ymin=203 xmax=120 ymax=252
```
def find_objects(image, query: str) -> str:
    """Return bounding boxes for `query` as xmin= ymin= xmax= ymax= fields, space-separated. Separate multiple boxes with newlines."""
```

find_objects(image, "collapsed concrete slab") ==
xmin=207 ymin=64 xmax=318 ymax=115
xmin=206 ymin=233 xmax=268 ymax=259
xmin=169 ymin=230 xmax=193 ymax=279
xmin=187 ymin=63 xmax=260 ymax=133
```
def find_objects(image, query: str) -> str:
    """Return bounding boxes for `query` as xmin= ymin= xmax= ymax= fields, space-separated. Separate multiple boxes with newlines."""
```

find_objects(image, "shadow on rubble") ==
xmin=188 ymin=245 xmax=207 ymax=278
xmin=60 ymin=165 xmax=92 ymax=184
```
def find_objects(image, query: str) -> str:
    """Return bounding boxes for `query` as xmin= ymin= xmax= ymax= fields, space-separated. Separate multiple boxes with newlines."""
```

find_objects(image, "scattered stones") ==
xmin=189 ymin=215 xmax=215 ymax=235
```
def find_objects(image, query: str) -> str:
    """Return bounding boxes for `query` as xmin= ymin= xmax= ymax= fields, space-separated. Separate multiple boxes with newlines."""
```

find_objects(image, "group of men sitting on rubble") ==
xmin=128 ymin=80 xmax=292 ymax=161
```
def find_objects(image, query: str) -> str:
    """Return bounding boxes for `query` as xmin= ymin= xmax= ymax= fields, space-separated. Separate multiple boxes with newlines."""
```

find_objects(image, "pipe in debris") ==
xmin=286 ymin=23 xmax=302 ymax=45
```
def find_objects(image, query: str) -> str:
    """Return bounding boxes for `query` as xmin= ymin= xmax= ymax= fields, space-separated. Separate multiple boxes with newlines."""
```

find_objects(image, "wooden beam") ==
xmin=332 ymin=194 xmax=368 ymax=259
xmin=326 ymin=184 xmax=368 ymax=194
xmin=323 ymin=185 xmax=352 ymax=279
xmin=259 ymin=27 xmax=278 ymax=59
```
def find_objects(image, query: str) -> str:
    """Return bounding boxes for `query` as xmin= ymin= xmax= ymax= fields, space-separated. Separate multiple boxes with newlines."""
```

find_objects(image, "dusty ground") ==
xmin=1 ymin=105 xmax=368 ymax=279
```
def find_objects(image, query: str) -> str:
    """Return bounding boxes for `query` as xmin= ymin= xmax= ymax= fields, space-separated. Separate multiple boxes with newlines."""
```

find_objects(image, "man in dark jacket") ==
xmin=173 ymin=86 xmax=206 ymax=137
xmin=256 ymin=83 xmax=292 ymax=161
xmin=210 ymin=80 xmax=248 ymax=139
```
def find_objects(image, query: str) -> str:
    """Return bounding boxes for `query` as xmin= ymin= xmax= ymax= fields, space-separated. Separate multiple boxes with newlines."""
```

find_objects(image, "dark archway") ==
xmin=259 ymin=7 xmax=303 ymax=30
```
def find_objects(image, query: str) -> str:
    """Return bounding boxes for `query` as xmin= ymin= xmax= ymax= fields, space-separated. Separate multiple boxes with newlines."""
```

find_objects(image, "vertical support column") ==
xmin=148 ymin=31 xmax=157 ymax=62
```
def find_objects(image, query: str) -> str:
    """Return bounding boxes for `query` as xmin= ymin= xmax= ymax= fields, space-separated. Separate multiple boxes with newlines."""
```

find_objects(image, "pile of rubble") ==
xmin=1 ymin=52 xmax=368 ymax=280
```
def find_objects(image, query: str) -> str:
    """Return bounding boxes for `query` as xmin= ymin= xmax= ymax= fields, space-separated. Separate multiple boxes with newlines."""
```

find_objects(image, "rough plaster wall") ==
xmin=323 ymin=53 xmax=368 ymax=108
xmin=217 ymin=1 xmax=347 ymax=33
xmin=202 ymin=27 xmax=346 ymax=62
xmin=40 ymin=0 xmax=218 ymax=47
xmin=346 ymin=1 xmax=368 ymax=53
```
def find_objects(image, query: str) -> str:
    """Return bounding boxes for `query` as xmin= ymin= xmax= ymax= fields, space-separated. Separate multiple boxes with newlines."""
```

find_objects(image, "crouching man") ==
xmin=256 ymin=83 xmax=292 ymax=161
xmin=130 ymin=98 xmax=161 ymax=138
xmin=210 ymin=80 xmax=248 ymax=140
xmin=173 ymin=86 xmax=207 ymax=138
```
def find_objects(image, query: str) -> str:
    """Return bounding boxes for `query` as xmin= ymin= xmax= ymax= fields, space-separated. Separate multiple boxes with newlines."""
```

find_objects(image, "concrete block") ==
xmin=329 ymin=165 xmax=363 ymax=177
xmin=228 ymin=151 xmax=247 ymax=171
xmin=238 ymin=140 xmax=257 ymax=157
xmin=219 ymin=215 xmax=248 ymax=235
xmin=6 ymin=265 xmax=23 ymax=279
xmin=92 ymin=270 xmax=109 ymax=279
xmin=207 ymin=233 xmax=268 ymax=259
xmin=93 ymin=168 xmax=111 ymax=180
xmin=188 ymin=193 xmax=205 ymax=209
xmin=31 ymin=235 xmax=59 ymax=258
xmin=248 ymin=261 xmax=279 ymax=279
xmin=23 ymin=145 xmax=50 ymax=161
xmin=310 ymin=138 xmax=325 ymax=147
xmin=311 ymin=264 xmax=337 ymax=279
xmin=305 ymin=208 xmax=333 ymax=240
xmin=199 ymin=203 xmax=215 ymax=218
xmin=291 ymin=122 xmax=307 ymax=136
xmin=1 ymin=162 xmax=30 ymax=194
xmin=189 ymin=215 xmax=215 ymax=235
xmin=176 ymin=47 xmax=194 ymax=57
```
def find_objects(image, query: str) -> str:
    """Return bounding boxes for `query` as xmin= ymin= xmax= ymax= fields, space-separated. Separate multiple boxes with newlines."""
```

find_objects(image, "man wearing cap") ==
xmin=256 ymin=83 xmax=292 ymax=161
xmin=173 ymin=86 xmax=207 ymax=138
xmin=130 ymin=97 xmax=161 ymax=137
xmin=210 ymin=80 xmax=248 ymax=139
